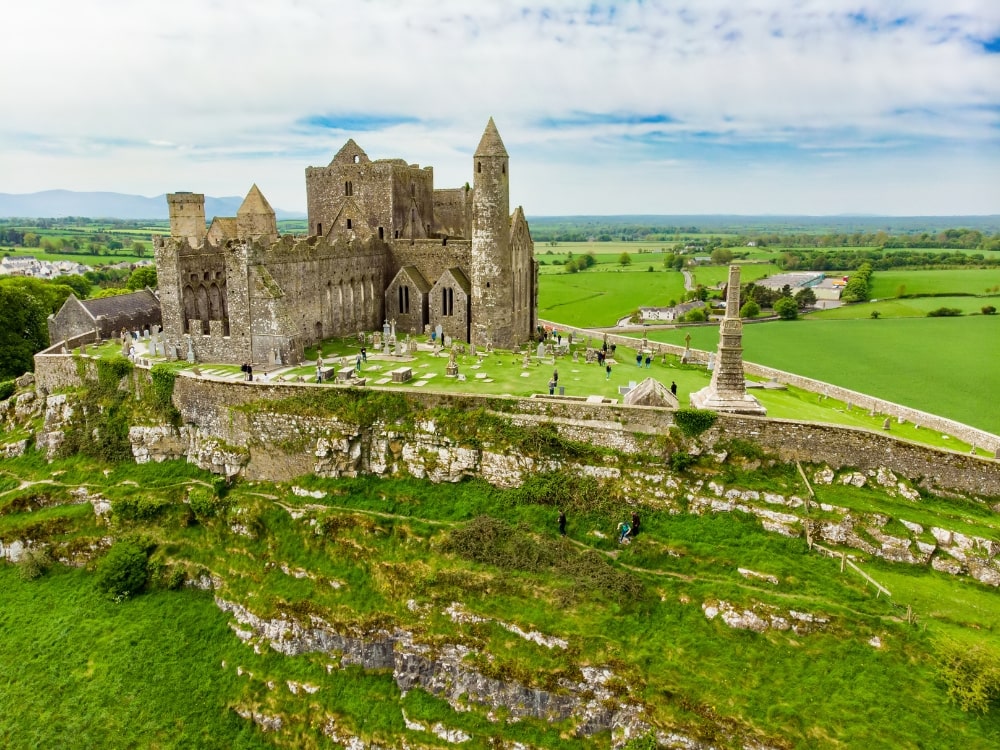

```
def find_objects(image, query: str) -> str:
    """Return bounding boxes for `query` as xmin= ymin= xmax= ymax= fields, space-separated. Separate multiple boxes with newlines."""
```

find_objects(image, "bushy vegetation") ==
xmin=94 ymin=540 xmax=149 ymax=598
xmin=673 ymin=407 xmax=718 ymax=437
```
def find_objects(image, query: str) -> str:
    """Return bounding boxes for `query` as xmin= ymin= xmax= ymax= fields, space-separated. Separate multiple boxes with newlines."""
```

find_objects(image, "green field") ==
xmin=646 ymin=316 xmax=1000 ymax=435
xmin=870 ymin=269 xmax=1000 ymax=298
xmin=0 ymin=247 xmax=148 ymax=266
xmin=538 ymin=269 xmax=687 ymax=327
xmin=813 ymin=295 xmax=1000 ymax=319
xmin=689 ymin=263 xmax=781 ymax=288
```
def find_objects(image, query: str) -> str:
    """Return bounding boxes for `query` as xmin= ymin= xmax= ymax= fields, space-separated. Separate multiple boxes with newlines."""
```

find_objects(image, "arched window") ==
xmin=317 ymin=222 xmax=323 ymax=236
xmin=477 ymin=161 xmax=481 ymax=174
xmin=345 ymin=181 xmax=353 ymax=196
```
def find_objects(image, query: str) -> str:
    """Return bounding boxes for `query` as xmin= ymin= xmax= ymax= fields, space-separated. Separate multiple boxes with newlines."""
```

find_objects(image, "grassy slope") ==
xmin=2 ymin=455 xmax=1000 ymax=749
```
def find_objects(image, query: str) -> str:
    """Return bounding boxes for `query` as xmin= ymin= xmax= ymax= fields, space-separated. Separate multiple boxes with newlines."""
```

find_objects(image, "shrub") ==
xmin=870 ymin=310 xmax=881 ymax=319
xmin=187 ymin=487 xmax=228 ymax=519
xmin=112 ymin=494 xmax=171 ymax=522
xmin=673 ymin=408 xmax=718 ymax=437
xmin=739 ymin=300 xmax=760 ymax=319
xmin=937 ymin=640 xmax=1000 ymax=714
xmin=927 ymin=307 xmax=962 ymax=317
xmin=774 ymin=297 xmax=799 ymax=320
xmin=982 ymin=305 xmax=996 ymax=315
xmin=670 ymin=451 xmax=697 ymax=472
xmin=17 ymin=547 xmax=52 ymax=581
xmin=0 ymin=379 xmax=15 ymax=402
xmin=95 ymin=541 xmax=149 ymax=599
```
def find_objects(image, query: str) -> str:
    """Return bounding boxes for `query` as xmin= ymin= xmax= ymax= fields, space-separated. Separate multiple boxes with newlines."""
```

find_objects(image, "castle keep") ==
xmin=154 ymin=119 xmax=537 ymax=365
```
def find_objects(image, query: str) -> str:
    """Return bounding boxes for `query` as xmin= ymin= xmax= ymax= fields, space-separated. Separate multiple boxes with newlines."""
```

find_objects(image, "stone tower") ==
xmin=690 ymin=265 xmax=767 ymax=415
xmin=470 ymin=118 xmax=511 ymax=348
xmin=167 ymin=192 xmax=207 ymax=243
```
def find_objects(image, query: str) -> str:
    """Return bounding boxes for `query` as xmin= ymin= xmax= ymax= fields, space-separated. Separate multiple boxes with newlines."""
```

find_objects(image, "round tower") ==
xmin=471 ymin=118 xmax=511 ymax=348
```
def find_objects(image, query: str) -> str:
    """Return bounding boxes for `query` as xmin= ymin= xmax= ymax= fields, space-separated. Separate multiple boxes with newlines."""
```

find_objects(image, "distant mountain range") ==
xmin=0 ymin=190 xmax=306 ymax=221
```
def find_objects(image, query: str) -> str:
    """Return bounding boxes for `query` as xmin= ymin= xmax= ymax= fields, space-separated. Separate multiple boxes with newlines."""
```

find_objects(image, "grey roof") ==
xmin=81 ymin=288 xmax=160 ymax=320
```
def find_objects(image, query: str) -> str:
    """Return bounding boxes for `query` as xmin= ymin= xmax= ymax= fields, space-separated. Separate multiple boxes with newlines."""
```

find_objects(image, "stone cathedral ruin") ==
xmin=153 ymin=119 xmax=538 ymax=366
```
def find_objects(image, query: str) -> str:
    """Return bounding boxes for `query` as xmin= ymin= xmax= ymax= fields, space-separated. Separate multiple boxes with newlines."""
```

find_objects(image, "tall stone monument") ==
xmin=689 ymin=265 xmax=766 ymax=415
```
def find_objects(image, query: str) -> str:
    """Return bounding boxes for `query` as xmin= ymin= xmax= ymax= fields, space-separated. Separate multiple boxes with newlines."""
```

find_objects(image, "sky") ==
xmin=2 ymin=0 xmax=999 ymax=216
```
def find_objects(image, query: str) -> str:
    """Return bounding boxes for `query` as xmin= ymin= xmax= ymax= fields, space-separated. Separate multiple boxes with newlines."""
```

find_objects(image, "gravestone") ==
xmin=391 ymin=367 xmax=412 ymax=383
xmin=383 ymin=320 xmax=391 ymax=338
xmin=444 ymin=335 xmax=452 ymax=347
xmin=536 ymin=342 xmax=545 ymax=359
xmin=142 ymin=329 xmax=150 ymax=340
xmin=435 ymin=324 xmax=443 ymax=341
xmin=187 ymin=339 xmax=196 ymax=363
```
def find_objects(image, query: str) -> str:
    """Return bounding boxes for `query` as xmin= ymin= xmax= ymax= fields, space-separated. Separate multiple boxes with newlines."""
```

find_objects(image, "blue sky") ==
xmin=2 ymin=0 xmax=998 ymax=215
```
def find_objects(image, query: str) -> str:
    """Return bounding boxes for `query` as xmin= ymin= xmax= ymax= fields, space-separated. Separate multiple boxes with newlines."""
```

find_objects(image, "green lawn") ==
xmin=870 ymin=269 xmax=1000 ymax=298
xmin=646 ymin=316 xmax=1000 ymax=435
xmin=812 ymin=296 xmax=1000 ymax=319
xmin=538 ymin=269 xmax=686 ymax=327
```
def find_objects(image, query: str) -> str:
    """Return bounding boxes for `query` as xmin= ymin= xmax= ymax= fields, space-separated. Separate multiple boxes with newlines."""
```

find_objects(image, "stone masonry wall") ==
xmin=29 ymin=351 xmax=1000 ymax=496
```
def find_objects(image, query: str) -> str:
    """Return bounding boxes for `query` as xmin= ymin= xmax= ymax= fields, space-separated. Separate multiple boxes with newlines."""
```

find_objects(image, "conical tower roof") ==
xmin=474 ymin=117 xmax=508 ymax=157
xmin=238 ymin=184 xmax=274 ymax=215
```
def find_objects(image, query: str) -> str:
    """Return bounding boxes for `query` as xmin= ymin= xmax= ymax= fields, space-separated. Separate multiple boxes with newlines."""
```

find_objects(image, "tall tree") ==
xmin=0 ymin=285 xmax=48 ymax=377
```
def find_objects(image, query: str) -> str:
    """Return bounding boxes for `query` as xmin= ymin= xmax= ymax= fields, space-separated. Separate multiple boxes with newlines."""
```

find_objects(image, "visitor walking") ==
xmin=644 ymin=354 xmax=652 ymax=368
xmin=636 ymin=352 xmax=642 ymax=367
xmin=558 ymin=510 xmax=566 ymax=536
xmin=630 ymin=511 xmax=641 ymax=537
xmin=606 ymin=363 xmax=612 ymax=380
xmin=670 ymin=381 xmax=677 ymax=396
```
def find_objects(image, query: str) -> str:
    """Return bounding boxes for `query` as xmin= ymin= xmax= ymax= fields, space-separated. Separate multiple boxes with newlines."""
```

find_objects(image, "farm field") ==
xmin=812 ymin=295 xmax=1000 ymax=319
xmin=645 ymin=316 xmax=1000 ymax=436
xmin=538 ymin=269 xmax=686 ymax=327
xmin=870 ymin=268 xmax=1000 ymax=298
xmin=689 ymin=263 xmax=780 ymax=288
xmin=0 ymin=247 xmax=148 ymax=266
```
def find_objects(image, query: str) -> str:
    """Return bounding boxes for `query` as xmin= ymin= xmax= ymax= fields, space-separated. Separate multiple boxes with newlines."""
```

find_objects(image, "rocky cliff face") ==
xmin=213 ymin=597 xmax=702 ymax=748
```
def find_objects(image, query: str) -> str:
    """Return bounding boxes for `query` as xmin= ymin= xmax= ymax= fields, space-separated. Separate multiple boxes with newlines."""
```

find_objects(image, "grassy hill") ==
xmin=2 ymin=436 xmax=999 ymax=748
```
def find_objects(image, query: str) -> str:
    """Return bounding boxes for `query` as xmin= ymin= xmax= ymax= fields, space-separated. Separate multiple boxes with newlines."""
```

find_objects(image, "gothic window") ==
xmin=442 ymin=287 xmax=454 ymax=316
xmin=398 ymin=285 xmax=410 ymax=314
xmin=477 ymin=161 xmax=481 ymax=174
xmin=317 ymin=223 xmax=323 ymax=237
xmin=345 ymin=181 xmax=353 ymax=196
xmin=410 ymin=182 xmax=415 ymax=197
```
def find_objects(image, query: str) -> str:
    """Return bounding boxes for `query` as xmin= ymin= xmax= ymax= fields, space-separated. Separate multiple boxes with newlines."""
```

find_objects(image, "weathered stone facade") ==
xmin=154 ymin=119 xmax=537 ymax=365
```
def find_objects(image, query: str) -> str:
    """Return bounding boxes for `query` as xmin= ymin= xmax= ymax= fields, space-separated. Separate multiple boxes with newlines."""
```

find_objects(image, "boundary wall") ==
xmin=542 ymin=320 xmax=1000 ymax=454
xmin=29 ymin=349 xmax=1000 ymax=496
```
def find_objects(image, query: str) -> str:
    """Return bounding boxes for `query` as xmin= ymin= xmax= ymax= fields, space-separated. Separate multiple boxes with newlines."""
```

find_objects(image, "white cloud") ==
xmin=1 ymin=1 xmax=997 ymax=213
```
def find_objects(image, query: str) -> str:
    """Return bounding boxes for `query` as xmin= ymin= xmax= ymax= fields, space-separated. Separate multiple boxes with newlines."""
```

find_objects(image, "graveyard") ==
xmin=70 ymin=320 xmax=991 ymax=457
